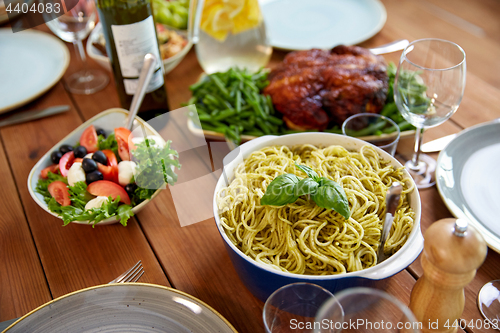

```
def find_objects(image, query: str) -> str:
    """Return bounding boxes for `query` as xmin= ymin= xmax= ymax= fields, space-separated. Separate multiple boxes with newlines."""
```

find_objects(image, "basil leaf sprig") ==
xmin=260 ymin=163 xmax=351 ymax=220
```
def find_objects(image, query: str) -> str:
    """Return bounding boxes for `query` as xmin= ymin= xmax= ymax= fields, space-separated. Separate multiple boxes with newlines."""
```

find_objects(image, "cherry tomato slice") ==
xmin=59 ymin=151 xmax=75 ymax=177
xmin=102 ymin=149 xmax=118 ymax=167
xmin=48 ymin=181 xmax=71 ymax=206
xmin=40 ymin=164 xmax=60 ymax=179
xmin=80 ymin=125 xmax=98 ymax=153
xmin=87 ymin=180 xmax=131 ymax=205
xmin=97 ymin=163 xmax=119 ymax=183
xmin=115 ymin=127 xmax=132 ymax=161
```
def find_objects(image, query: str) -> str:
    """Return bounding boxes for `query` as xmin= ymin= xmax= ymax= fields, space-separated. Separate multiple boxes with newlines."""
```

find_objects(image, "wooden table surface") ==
xmin=1 ymin=0 xmax=500 ymax=332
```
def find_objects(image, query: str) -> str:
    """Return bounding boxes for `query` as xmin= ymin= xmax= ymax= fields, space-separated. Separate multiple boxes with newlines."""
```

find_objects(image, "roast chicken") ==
xmin=264 ymin=45 xmax=389 ymax=130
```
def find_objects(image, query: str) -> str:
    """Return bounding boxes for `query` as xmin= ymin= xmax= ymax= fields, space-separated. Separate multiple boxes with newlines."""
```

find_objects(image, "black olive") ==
xmin=124 ymin=183 xmax=138 ymax=196
xmin=96 ymin=128 xmax=106 ymax=138
xmin=51 ymin=151 xmax=63 ymax=164
xmin=59 ymin=144 xmax=74 ymax=154
xmin=86 ymin=170 xmax=103 ymax=184
xmin=74 ymin=146 xmax=88 ymax=158
xmin=82 ymin=158 xmax=98 ymax=173
xmin=92 ymin=151 xmax=108 ymax=165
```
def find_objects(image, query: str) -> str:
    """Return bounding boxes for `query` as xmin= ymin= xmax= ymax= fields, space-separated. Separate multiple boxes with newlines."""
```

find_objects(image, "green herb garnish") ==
xmin=97 ymin=133 xmax=119 ymax=157
xmin=260 ymin=163 xmax=351 ymax=220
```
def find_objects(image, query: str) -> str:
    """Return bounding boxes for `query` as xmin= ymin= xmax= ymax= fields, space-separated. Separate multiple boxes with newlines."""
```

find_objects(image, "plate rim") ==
xmin=0 ymin=28 xmax=70 ymax=114
xmin=260 ymin=0 xmax=387 ymax=51
xmin=4 ymin=282 xmax=238 ymax=332
xmin=436 ymin=119 xmax=500 ymax=254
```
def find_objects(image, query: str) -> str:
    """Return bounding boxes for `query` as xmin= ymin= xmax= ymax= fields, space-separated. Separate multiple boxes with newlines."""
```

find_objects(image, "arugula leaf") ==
xmin=132 ymin=138 xmax=181 ymax=191
xmin=295 ymin=163 xmax=319 ymax=181
xmin=68 ymin=181 xmax=94 ymax=210
xmin=97 ymin=133 xmax=119 ymax=157
xmin=312 ymin=178 xmax=351 ymax=220
xmin=260 ymin=174 xmax=300 ymax=206
xmin=117 ymin=205 xmax=134 ymax=226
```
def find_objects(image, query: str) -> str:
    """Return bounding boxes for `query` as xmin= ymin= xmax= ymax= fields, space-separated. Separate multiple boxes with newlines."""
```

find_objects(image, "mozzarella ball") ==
xmin=85 ymin=196 xmax=109 ymax=211
xmin=67 ymin=162 xmax=86 ymax=186
xmin=118 ymin=161 xmax=137 ymax=186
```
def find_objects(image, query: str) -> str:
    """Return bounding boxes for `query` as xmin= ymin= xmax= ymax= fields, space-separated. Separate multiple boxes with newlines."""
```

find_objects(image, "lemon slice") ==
xmin=200 ymin=0 xmax=263 ymax=42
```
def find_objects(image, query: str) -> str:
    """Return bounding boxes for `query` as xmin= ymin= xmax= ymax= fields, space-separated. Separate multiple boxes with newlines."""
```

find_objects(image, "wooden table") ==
xmin=1 ymin=0 xmax=500 ymax=331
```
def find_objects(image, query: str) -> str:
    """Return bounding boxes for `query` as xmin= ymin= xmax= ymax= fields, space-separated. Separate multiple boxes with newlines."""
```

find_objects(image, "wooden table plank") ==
xmin=0 ymin=137 xmax=51 ymax=321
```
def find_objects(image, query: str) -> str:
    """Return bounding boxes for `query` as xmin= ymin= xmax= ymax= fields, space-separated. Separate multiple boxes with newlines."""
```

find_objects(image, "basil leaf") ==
xmin=312 ymin=177 xmax=351 ymax=219
xmin=295 ymin=163 xmax=320 ymax=181
xmin=261 ymin=174 xmax=300 ymax=206
xmin=295 ymin=178 xmax=319 ymax=197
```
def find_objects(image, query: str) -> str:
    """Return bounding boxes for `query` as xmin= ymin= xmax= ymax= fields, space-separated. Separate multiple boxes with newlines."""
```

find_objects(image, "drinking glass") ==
xmin=394 ymin=38 xmax=466 ymax=188
xmin=263 ymin=283 xmax=335 ymax=333
xmin=191 ymin=0 xmax=272 ymax=74
xmin=342 ymin=113 xmax=401 ymax=156
xmin=44 ymin=0 xmax=108 ymax=94
xmin=477 ymin=279 xmax=500 ymax=330
xmin=315 ymin=287 xmax=421 ymax=333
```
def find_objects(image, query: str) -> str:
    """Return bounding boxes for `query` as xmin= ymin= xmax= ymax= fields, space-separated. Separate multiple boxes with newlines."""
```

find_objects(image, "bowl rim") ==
xmin=27 ymin=108 xmax=162 ymax=226
xmin=212 ymin=132 xmax=423 ymax=280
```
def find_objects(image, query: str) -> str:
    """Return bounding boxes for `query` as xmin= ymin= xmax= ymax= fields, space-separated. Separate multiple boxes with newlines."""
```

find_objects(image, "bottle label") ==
xmin=111 ymin=16 xmax=164 ymax=95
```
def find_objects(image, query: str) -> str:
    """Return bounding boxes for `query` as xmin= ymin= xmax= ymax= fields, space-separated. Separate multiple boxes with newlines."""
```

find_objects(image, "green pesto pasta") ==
xmin=217 ymin=144 xmax=415 ymax=275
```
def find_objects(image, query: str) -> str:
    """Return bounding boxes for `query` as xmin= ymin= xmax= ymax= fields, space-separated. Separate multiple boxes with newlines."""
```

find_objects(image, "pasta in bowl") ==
xmin=213 ymin=133 xmax=422 ymax=301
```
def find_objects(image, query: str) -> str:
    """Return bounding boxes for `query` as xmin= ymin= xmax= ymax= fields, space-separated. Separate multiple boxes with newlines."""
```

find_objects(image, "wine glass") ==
xmin=477 ymin=280 xmax=500 ymax=330
xmin=394 ymin=38 xmax=466 ymax=189
xmin=315 ymin=287 xmax=421 ymax=333
xmin=43 ymin=0 xmax=108 ymax=94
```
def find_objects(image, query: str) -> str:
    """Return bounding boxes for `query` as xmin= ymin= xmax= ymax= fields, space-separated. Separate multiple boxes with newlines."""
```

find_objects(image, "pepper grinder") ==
xmin=408 ymin=218 xmax=487 ymax=333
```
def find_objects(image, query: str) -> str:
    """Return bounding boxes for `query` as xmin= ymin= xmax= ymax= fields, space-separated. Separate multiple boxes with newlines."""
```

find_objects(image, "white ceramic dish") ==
xmin=260 ymin=0 xmax=387 ymax=50
xmin=27 ymin=108 xmax=162 ymax=226
xmin=212 ymin=132 xmax=423 ymax=300
xmin=87 ymin=22 xmax=193 ymax=75
xmin=436 ymin=119 xmax=500 ymax=254
xmin=0 ymin=28 xmax=69 ymax=113
xmin=4 ymin=283 xmax=237 ymax=332
xmin=187 ymin=117 xmax=415 ymax=143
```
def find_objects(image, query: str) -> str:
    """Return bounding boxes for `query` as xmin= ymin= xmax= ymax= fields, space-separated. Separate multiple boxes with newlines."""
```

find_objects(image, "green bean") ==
xmin=255 ymin=117 xmax=271 ymax=135
xmin=345 ymin=120 xmax=387 ymax=137
xmin=235 ymin=91 xmax=242 ymax=113
xmin=210 ymin=75 xmax=230 ymax=98
xmin=267 ymin=115 xmax=283 ymax=126
xmin=213 ymin=109 xmax=238 ymax=121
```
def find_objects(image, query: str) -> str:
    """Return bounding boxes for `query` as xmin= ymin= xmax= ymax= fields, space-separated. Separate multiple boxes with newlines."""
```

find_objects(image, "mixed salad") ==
xmin=35 ymin=125 xmax=181 ymax=226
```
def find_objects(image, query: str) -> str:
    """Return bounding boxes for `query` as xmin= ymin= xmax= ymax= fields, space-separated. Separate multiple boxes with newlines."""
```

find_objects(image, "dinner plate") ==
xmin=436 ymin=120 xmax=500 ymax=253
xmin=187 ymin=117 xmax=415 ymax=143
xmin=4 ymin=283 xmax=237 ymax=332
xmin=0 ymin=28 xmax=69 ymax=113
xmin=260 ymin=0 xmax=387 ymax=50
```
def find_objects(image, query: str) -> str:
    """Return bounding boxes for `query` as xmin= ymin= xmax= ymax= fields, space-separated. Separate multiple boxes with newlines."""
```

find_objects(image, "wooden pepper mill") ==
xmin=408 ymin=218 xmax=487 ymax=333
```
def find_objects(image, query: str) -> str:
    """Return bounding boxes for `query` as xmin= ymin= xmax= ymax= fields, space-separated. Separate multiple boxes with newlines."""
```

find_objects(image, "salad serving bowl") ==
xmin=212 ymin=132 xmax=423 ymax=301
xmin=28 ymin=108 xmax=163 ymax=226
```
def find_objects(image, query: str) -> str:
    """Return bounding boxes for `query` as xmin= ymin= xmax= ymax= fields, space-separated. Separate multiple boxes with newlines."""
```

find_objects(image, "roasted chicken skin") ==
xmin=264 ymin=45 xmax=389 ymax=130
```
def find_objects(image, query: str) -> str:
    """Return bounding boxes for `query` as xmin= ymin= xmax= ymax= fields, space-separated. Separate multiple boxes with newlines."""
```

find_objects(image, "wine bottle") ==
xmin=96 ymin=0 xmax=169 ymax=120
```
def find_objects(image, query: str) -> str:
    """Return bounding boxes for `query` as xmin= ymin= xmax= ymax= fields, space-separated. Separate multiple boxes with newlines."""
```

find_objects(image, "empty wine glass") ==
xmin=394 ymin=38 xmax=466 ymax=188
xmin=477 ymin=279 xmax=500 ymax=330
xmin=43 ymin=0 xmax=108 ymax=94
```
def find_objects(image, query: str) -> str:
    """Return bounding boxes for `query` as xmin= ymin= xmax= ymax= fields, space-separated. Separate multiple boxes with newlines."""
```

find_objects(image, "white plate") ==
xmin=27 ymin=108 xmax=164 ymax=226
xmin=260 ymin=0 xmax=387 ymax=50
xmin=4 ymin=283 xmax=237 ymax=333
xmin=0 ymin=28 xmax=69 ymax=113
xmin=436 ymin=120 xmax=500 ymax=253
xmin=86 ymin=22 xmax=193 ymax=75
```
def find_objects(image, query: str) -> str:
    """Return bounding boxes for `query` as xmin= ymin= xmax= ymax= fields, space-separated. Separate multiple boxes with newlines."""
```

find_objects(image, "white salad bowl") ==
xmin=86 ymin=23 xmax=193 ymax=75
xmin=213 ymin=132 xmax=423 ymax=301
xmin=27 ymin=108 xmax=163 ymax=226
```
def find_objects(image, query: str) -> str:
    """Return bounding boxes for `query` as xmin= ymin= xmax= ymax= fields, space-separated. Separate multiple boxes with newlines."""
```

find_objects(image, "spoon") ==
xmin=377 ymin=182 xmax=403 ymax=263
xmin=478 ymin=279 xmax=500 ymax=330
xmin=125 ymin=53 xmax=158 ymax=130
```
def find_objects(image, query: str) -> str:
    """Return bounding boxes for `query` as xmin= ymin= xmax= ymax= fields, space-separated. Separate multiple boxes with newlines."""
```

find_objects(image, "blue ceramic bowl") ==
xmin=212 ymin=133 xmax=423 ymax=302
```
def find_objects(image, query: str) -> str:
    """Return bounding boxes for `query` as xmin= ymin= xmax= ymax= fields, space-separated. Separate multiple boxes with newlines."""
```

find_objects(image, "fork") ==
xmin=108 ymin=260 xmax=144 ymax=284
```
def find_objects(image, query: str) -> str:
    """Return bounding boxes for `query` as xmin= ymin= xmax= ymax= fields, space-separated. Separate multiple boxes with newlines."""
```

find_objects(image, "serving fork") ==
xmin=108 ymin=260 xmax=145 ymax=284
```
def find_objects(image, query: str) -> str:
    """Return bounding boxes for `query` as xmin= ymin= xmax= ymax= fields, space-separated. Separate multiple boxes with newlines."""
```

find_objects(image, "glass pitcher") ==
xmin=188 ymin=0 xmax=272 ymax=74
